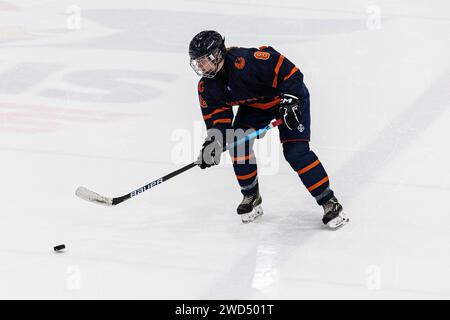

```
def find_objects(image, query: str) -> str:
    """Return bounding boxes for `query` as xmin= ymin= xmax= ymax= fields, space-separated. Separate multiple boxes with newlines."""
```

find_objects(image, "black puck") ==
xmin=54 ymin=244 xmax=66 ymax=252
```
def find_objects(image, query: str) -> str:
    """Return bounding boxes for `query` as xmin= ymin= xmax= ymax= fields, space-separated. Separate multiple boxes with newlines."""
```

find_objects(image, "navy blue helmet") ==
xmin=189 ymin=30 xmax=226 ymax=78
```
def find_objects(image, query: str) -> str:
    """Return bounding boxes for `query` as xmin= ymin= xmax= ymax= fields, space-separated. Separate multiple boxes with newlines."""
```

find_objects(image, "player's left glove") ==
xmin=278 ymin=93 xmax=302 ymax=130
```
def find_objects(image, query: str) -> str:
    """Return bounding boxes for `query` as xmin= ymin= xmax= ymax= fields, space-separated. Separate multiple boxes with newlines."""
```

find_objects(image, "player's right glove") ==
xmin=197 ymin=134 xmax=223 ymax=169
xmin=278 ymin=93 xmax=302 ymax=130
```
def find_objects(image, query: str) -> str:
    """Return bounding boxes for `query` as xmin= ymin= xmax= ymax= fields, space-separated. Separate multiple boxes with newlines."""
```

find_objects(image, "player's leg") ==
xmin=230 ymin=107 xmax=272 ymax=223
xmin=279 ymin=97 xmax=349 ymax=229
xmin=282 ymin=141 xmax=333 ymax=204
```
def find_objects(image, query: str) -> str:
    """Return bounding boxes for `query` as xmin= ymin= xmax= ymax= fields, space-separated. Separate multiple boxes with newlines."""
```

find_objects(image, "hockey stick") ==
xmin=75 ymin=119 xmax=283 ymax=206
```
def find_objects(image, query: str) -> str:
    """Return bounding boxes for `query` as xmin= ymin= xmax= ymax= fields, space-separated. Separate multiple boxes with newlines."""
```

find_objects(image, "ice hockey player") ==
xmin=190 ymin=30 xmax=349 ymax=230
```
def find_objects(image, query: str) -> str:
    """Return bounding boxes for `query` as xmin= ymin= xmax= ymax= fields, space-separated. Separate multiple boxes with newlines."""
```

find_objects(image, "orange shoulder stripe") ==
xmin=272 ymin=54 xmax=285 ymax=88
xmin=283 ymin=66 xmax=299 ymax=81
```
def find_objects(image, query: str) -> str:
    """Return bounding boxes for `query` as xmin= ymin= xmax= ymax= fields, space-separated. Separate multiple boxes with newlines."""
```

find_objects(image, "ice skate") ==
xmin=322 ymin=196 xmax=349 ymax=230
xmin=237 ymin=189 xmax=263 ymax=223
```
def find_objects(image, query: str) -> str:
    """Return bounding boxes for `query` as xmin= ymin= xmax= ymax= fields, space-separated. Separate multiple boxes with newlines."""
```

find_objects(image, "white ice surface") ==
xmin=0 ymin=0 xmax=449 ymax=299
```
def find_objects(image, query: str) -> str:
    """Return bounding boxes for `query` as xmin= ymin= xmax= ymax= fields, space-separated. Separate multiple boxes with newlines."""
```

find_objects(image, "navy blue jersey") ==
xmin=197 ymin=46 xmax=309 ymax=133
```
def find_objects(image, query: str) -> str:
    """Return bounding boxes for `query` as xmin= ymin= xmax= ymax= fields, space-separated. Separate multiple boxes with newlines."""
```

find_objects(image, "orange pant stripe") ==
xmin=297 ymin=159 xmax=320 ymax=175
xmin=232 ymin=153 xmax=255 ymax=162
xmin=236 ymin=170 xmax=258 ymax=181
xmin=307 ymin=176 xmax=329 ymax=192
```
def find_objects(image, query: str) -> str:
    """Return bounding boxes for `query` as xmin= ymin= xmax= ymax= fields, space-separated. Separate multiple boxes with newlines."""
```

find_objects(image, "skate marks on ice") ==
xmin=334 ymin=70 xmax=450 ymax=196
xmin=250 ymin=210 xmax=325 ymax=297
xmin=203 ymin=210 xmax=322 ymax=299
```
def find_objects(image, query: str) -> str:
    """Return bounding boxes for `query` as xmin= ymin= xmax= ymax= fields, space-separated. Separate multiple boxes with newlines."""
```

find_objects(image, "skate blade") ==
xmin=327 ymin=212 xmax=349 ymax=230
xmin=241 ymin=205 xmax=264 ymax=223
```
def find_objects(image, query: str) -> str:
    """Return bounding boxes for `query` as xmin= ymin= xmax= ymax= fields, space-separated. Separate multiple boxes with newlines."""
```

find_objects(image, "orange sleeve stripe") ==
xmin=213 ymin=118 xmax=232 ymax=126
xmin=283 ymin=67 xmax=299 ymax=81
xmin=231 ymin=153 xmax=255 ymax=162
xmin=272 ymin=54 xmax=285 ymax=88
xmin=236 ymin=170 xmax=258 ymax=181
xmin=259 ymin=45 xmax=268 ymax=50
xmin=307 ymin=176 xmax=329 ymax=192
xmin=247 ymin=97 xmax=281 ymax=110
xmin=298 ymin=159 xmax=321 ymax=175
xmin=203 ymin=107 xmax=231 ymax=120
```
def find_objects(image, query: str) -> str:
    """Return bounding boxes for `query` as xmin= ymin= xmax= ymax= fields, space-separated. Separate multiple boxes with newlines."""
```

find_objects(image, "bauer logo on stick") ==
xmin=130 ymin=179 xmax=163 ymax=197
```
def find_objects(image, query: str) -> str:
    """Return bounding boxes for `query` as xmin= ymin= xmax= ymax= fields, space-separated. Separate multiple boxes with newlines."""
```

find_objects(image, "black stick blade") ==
xmin=75 ymin=186 xmax=113 ymax=206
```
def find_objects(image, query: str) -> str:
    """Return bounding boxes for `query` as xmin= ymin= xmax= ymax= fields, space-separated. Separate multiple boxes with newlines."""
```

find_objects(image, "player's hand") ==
xmin=197 ymin=136 xmax=222 ymax=169
xmin=278 ymin=93 xmax=302 ymax=130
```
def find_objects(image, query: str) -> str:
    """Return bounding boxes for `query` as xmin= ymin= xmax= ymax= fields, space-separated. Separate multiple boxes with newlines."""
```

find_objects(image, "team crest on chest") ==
xmin=234 ymin=57 xmax=246 ymax=70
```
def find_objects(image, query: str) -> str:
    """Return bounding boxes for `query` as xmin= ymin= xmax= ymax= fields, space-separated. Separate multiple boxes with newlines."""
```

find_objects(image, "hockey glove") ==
xmin=197 ymin=135 xmax=223 ymax=169
xmin=278 ymin=93 xmax=302 ymax=130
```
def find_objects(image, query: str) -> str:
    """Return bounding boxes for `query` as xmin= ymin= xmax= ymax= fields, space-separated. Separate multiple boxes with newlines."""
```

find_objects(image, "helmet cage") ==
xmin=190 ymin=48 xmax=224 ymax=78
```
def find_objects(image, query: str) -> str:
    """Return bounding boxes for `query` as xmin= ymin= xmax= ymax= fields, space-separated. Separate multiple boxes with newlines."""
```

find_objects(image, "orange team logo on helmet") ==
xmin=199 ymin=94 xmax=208 ymax=108
xmin=254 ymin=51 xmax=270 ymax=60
xmin=234 ymin=57 xmax=246 ymax=70
xmin=198 ymin=81 xmax=205 ymax=93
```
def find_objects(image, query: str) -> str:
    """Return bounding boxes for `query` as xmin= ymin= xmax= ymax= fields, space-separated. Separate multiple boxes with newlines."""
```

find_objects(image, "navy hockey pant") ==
xmin=229 ymin=98 xmax=334 ymax=206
